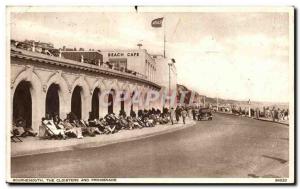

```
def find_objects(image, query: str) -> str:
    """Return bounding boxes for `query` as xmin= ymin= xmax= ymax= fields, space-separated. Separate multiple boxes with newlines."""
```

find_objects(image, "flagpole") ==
xmin=163 ymin=17 xmax=166 ymax=58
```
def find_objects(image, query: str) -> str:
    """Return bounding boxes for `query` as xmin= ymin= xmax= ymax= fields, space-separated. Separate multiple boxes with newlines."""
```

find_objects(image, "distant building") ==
xmin=101 ymin=49 xmax=156 ymax=82
xmin=176 ymin=84 xmax=206 ymax=107
xmin=61 ymin=51 xmax=103 ymax=66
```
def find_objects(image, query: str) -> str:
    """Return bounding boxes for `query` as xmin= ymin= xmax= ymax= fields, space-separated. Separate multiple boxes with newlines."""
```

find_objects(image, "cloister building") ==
xmin=10 ymin=45 xmax=163 ymax=132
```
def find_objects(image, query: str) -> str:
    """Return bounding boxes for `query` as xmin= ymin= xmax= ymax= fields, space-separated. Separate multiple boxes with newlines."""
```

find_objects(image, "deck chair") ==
xmin=11 ymin=130 xmax=22 ymax=143
xmin=42 ymin=124 xmax=57 ymax=139
xmin=42 ymin=120 xmax=65 ymax=139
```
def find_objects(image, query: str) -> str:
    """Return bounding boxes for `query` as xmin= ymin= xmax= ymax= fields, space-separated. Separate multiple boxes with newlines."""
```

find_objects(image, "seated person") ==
xmin=146 ymin=117 xmax=155 ymax=127
xmin=163 ymin=114 xmax=170 ymax=124
xmin=87 ymin=112 xmax=98 ymax=127
xmin=119 ymin=110 xmax=127 ymax=118
xmin=105 ymin=113 xmax=117 ymax=125
xmin=53 ymin=114 xmax=65 ymax=130
xmin=143 ymin=117 xmax=152 ymax=127
xmin=42 ymin=115 xmax=66 ymax=139
xmin=88 ymin=118 xmax=97 ymax=127
xmin=130 ymin=110 xmax=136 ymax=118
xmin=80 ymin=119 xmax=102 ymax=136
xmin=104 ymin=113 xmax=119 ymax=133
xmin=136 ymin=116 xmax=146 ymax=128
xmin=159 ymin=114 xmax=169 ymax=124
xmin=12 ymin=122 xmax=25 ymax=137
xmin=61 ymin=118 xmax=82 ymax=139
xmin=131 ymin=117 xmax=143 ymax=129
xmin=138 ymin=110 xmax=143 ymax=118
xmin=96 ymin=118 xmax=109 ymax=133
xmin=118 ymin=115 xmax=130 ymax=130
xmin=13 ymin=117 xmax=37 ymax=137
xmin=126 ymin=116 xmax=135 ymax=130
xmin=156 ymin=109 xmax=162 ymax=115
xmin=149 ymin=114 xmax=158 ymax=126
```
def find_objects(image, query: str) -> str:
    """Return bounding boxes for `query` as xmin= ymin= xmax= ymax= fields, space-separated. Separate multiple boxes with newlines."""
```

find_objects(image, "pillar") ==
xmin=60 ymin=90 xmax=71 ymax=120
xmin=32 ymin=85 xmax=45 ymax=132
xmin=99 ymin=100 xmax=107 ymax=118
xmin=82 ymin=93 xmax=91 ymax=120
xmin=114 ymin=98 xmax=121 ymax=116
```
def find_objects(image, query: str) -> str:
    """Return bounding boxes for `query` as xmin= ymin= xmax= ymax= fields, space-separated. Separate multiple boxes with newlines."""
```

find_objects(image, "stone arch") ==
xmin=91 ymin=87 xmax=101 ymax=119
xmin=129 ymin=85 xmax=145 ymax=112
xmin=11 ymin=68 xmax=43 ymax=131
xmin=107 ymin=88 xmax=116 ymax=114
xmin=13 ymin=81 xmax=32 ymax=129
xmin=118 ymin=88 xmax=131 ymax=117
xmin=71 ymin=76 xmax=90 ymax=96
xmin=91 ymin=79 xmax=107 ymax=94
xmin=105 ymin=80 xmax=120 ymax=115
xmin=119 ymin=81 xmax=130 ymax=92
xmin=105 ymin=79 xmax=119 ymax=93
xmin=91 ymin=79 xmax=108 ymax=118
xmin=46 ymin=72 xmax=69 ymax=119
xmin=70 ymin=76 xmax=91 ymax=120
xmin=45 ymin=83 xmax=60 ymax=117
xmin=115 ymin=81 xmax=131 ymax=116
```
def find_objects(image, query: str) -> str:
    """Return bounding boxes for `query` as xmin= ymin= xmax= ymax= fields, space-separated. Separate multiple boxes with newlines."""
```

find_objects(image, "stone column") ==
xmin=99 ymin=87 xmax=108 ymax=118
xmin=32 ymin=85 xmax=45 ymax=132
xmin=60 ymin=89 xmax=71 ymax=120
xmin=138 ymin=92 xmax=145 ymax=111
xmin=124 ymin=97 xmax=131 ymax=117
xmin=82 ymin=92 xmax=92 ymax=120
xmin=99 ymin=97 xmax=108 ymax=118
xmin=113 ymin=96 xmax=121 ymax=116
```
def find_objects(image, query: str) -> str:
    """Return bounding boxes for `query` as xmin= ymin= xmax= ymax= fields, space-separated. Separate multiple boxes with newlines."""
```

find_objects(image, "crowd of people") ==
xmin=12 ymin=106 xmax=191 ymax=140
xmin=231 ymin=106 xmax=289 ymax=121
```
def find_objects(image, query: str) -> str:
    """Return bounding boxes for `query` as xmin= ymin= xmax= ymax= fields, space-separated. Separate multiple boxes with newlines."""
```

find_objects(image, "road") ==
xmin=11 ymin=113 xmax=289 ymax=178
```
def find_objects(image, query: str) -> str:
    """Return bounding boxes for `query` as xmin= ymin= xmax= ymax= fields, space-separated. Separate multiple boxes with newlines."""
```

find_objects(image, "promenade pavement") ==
xmin=216 ymin=111 xmax=289 ymax=126
xmin=10 ymin=119 xmax=195 ymax=157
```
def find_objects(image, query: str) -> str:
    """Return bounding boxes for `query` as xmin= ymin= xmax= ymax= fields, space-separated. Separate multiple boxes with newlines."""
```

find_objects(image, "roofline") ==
xmin=60 ymin=51 xmax=102 ymax=53
xmin=10 ymin=47 xmax=161 ymax=90
xmin=99 ymin=48 xmax=146 ymax=52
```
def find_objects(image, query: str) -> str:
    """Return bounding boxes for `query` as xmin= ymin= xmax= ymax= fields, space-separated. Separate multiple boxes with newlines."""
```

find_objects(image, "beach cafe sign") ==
xmin=107 ymin=52 xmax=140 ymax=57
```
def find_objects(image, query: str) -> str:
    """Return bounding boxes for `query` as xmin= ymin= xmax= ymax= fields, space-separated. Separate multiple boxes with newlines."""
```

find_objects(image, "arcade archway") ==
xmin=108 ymin=89 xmax=115 ymax=114
xmin=91 ymin=88 xmax=100 ymax=119
xmin=71 ymin=86 xmax=82 ymax=119
xmin=13 ymin=81 xmax=32 ymax=128
xmin=120 ymin=92 xmax=125 ymax=112
xmin=45 ymin=83 xmax=60 ymax=117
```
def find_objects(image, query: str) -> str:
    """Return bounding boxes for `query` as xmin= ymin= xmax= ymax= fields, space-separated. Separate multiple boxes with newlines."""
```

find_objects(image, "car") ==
xmin=197 ymin=108 xmax=213 ymax=121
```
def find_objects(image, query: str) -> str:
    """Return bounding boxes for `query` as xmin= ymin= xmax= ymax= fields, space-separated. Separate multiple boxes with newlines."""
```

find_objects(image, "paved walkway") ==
xmin=216 ymin=112 xmax=289 ymax=126
xmin=11 ymin=119 xmax=195 ymax=157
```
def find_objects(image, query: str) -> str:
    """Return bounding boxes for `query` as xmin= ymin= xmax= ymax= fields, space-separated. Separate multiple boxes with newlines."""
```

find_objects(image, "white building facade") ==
xmin=152 ymin=55 xmax=177 ymax=93
xmin=101 ymin=49 xmax=156 ymax=83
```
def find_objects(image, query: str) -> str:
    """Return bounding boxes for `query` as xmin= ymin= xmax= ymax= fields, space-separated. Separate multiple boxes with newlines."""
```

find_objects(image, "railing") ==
xmin=11 ymin=43 xmax=149 ymax=81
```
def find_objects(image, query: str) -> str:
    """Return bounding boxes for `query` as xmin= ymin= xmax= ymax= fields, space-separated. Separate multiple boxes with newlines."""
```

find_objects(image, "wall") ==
xmin=10 ymin=48 xmax=161 ymax=132
xmin=154 ymin=56 xmax=177 ymax=93
xmin=153 ymin=56 xmax=177 ymax=108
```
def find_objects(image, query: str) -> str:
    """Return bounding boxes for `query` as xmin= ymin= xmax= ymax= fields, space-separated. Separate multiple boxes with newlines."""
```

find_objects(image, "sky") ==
xmin=9 ymin=8 xmax=291 ymax=103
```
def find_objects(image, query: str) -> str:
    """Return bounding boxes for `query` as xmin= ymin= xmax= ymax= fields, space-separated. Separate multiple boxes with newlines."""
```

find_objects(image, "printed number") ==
xmin=275 ymin=178 xmax=287 ymax=182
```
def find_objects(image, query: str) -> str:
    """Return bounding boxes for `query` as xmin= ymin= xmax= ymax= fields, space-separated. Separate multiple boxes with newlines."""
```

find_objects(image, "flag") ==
xmin=151 ymin=17 xmax=163 ymax=27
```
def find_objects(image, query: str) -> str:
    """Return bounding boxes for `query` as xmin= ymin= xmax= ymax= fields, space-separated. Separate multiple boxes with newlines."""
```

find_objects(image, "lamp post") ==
xmin=217 ymin=97 xmax=219 ymax=112
xmin=248 ymin=99 xmax=251 ymax=117
xmin=168 ymin=58 xmax=176 ymax=109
